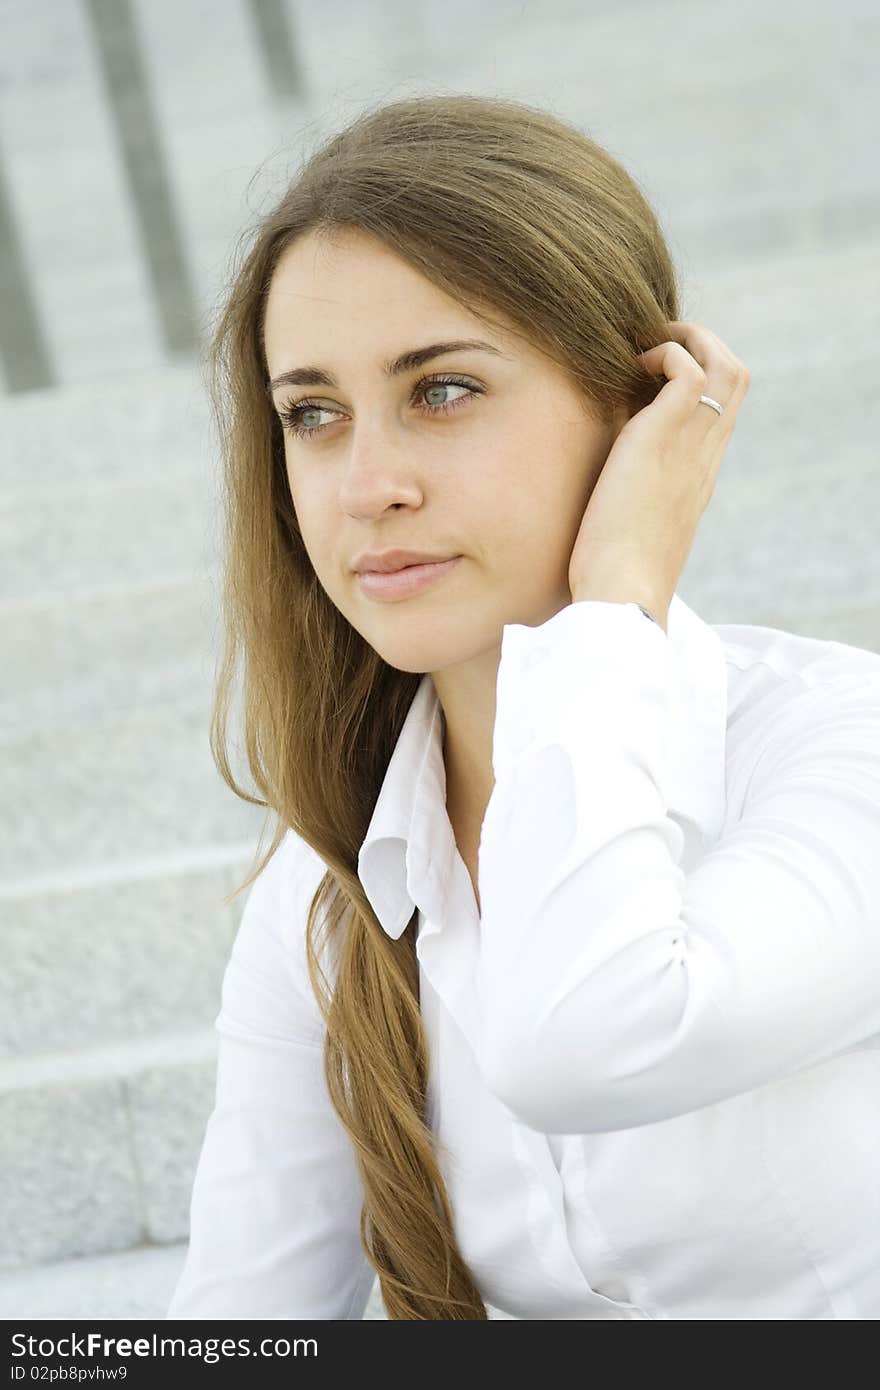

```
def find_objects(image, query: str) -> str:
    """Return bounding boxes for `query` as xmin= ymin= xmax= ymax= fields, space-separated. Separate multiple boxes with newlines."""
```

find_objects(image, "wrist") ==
xmin=569 ymin=577 xmax=669 ymax=633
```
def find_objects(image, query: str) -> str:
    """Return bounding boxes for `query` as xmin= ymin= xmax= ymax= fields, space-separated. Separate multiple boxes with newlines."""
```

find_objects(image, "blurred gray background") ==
xmin=1 ymin=0 xmax=877 ymax=1321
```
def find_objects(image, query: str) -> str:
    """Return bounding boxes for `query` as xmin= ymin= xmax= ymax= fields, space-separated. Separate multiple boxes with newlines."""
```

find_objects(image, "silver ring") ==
xmin=699 ymin=394 xmax=724 ymax=416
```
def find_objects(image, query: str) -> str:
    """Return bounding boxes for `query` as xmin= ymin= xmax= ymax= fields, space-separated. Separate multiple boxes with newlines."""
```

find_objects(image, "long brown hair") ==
xmin=208 ymin=92 xmax=679 ymax=1318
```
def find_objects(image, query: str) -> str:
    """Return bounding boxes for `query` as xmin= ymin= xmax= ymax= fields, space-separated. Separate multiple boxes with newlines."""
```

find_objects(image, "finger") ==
xmin=638 ymin=340 xmax=712 ymax=426
xmin=665 ymin=321 xmax=751 ymax=414
xmin=641 ymin=329 xmax=749 ymax=432
xmin=666 ymin=320 xmax=744 ymax=373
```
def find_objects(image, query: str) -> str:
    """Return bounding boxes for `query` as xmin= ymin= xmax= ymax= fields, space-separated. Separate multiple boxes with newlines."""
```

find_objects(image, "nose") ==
xmin=338 ymin=415 xmax=424 ymax=516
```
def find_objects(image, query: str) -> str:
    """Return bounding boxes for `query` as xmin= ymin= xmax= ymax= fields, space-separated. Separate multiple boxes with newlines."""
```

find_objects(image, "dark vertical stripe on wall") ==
xmin=247 ymin=0 xmax=307 ymax=100
xmin=84 ymin=0 xmax=199 ymax=356
xmin=0 ymin=144 xmax=54 ymax=393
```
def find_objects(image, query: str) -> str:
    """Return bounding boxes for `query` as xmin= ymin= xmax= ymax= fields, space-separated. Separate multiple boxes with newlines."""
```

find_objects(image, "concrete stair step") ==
xmin=0 ymin=1242 xmax=195 ymax=1321
xmin=0 ymin=692 xmax=265 ymax=882
xmin=1 ymin=1033 xmax=217 ymax=1271
xmin=1 ymin=849 xmax=255 ymax=1060
xmin=0 ymin=1239 xmax=521 ymax=1319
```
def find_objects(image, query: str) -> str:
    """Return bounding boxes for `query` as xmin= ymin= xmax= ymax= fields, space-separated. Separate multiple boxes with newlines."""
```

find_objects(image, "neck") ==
xmin=434 ymin=670 xmax=497 ymax=844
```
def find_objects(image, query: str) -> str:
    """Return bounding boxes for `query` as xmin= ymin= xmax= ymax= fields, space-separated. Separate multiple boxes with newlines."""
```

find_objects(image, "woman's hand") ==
xmin=568 ymin=321 xmax=751 ymax=630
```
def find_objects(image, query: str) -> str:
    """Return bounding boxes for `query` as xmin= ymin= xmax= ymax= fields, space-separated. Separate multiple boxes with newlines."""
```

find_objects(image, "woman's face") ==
xmin=263 ymin=226 xmax=624 ymax=675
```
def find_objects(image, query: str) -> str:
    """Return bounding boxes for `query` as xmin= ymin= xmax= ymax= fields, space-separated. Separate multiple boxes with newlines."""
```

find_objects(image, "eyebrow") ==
xmin=266 ymin=339 xmax=510 ymax=396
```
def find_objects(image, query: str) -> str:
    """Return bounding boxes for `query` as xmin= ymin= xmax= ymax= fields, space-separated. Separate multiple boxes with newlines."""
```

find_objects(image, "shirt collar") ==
xmin=357 ymin=592 xmax=729 ymax=940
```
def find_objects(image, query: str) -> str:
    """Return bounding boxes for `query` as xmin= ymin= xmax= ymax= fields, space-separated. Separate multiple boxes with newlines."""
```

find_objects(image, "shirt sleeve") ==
xmin=475 ymin=599 xmax=880 ymax=1134
xmin=165 ymin=832 xmax=376 ymax=1320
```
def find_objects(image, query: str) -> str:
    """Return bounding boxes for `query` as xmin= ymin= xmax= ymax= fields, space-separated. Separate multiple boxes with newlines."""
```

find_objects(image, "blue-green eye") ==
xmin=277 ymin=373 xmax=482 ymax=440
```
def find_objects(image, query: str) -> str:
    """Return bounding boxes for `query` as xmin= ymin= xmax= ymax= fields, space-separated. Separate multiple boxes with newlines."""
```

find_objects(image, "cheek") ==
xmin=285 ymin=470 xmax=328 ymax=567
xmin=504 ymin=473 xmax=592 ymax=588
xmin=286 ymin=460 xmax=321 ymax=528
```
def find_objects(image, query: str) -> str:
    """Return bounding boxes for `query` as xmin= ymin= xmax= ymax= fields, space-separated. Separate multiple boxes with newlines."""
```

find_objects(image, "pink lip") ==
xmin=356 ymin=556 xmax=462 ymax=601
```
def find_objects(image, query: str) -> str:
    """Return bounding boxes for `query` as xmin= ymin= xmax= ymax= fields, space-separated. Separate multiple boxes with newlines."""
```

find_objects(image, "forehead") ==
xmin=263 ymin=228 xmax=516 ymax=363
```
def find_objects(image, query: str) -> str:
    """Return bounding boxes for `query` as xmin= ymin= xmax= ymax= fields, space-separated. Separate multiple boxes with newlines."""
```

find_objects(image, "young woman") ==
xmin=166 ymin=94 xmax=880 ymax=1320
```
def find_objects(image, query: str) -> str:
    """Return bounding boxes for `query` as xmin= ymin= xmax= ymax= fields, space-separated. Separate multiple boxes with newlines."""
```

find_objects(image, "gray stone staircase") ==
xmin=1 ymin=0 xmax=878 ymax=1322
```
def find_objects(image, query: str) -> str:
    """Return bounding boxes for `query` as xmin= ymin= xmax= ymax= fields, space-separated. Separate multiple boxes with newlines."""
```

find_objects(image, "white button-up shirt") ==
xmin=166 ymin=595 xmax=880 ymax=1321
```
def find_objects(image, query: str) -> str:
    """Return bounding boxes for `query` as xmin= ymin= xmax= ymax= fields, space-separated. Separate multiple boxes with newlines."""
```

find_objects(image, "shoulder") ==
xmin=708 ymin=620 xmax=880 ymax=818
xmin=245 ymin=827 xmax=330 ymax=926
xmin=715 ymin=618 xmax=880 ymax=747
xmin=716 ymin=616 xmax=880 ymax=707
xmin=734 ymin=668 xmax=880 ymax=816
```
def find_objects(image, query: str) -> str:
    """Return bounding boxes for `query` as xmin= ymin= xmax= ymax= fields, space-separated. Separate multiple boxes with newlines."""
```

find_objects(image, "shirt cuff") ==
xmin=487 ymin=599 xmax=673 ymax=894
